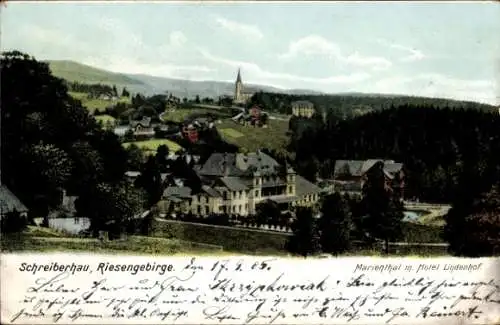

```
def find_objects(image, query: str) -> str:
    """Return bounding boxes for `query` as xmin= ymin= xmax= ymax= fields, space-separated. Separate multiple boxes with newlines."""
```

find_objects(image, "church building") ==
xmin=233 ymin=69 xmax=255 ymax=105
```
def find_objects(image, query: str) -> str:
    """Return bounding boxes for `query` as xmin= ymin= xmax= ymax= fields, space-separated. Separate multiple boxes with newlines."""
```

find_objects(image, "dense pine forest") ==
xmin=289 ymin=107 xmax=500 ymax=203
xmin=249 ymin=91 xmax=496 ymax=117
xmin=286 ymin=106 xmax=500 ymax=255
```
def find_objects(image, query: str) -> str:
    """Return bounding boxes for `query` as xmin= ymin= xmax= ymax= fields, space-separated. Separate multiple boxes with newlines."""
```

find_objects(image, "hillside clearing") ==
xmin=161 ymin=108 xmax=233 ymax=123
xmin=218 ymin=119 xmax=289 ymax=152
xmin=123 ymin=139 xmax=183 ymax=154
xmin=48 ymin=60 xmax=143 ymax=85
xmin=69 ymin=91 xmax=131 ymax=112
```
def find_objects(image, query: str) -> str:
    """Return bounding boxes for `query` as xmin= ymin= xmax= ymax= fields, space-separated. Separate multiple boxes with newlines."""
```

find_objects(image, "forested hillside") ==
xmin=249 ymin=91 xmax=495 ymax=117
xmin=2 ymin=51 xmax=144 ymax=237
xmin=289 ymin=106 xmax=500 ymax=203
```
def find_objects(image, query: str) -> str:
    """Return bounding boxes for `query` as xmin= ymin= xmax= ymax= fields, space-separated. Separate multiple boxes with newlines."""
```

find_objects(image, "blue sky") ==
xmin=2 ymin=1 xmax=499 ymax=104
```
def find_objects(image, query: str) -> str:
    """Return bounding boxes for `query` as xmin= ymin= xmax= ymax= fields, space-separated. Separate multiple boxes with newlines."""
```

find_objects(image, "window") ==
xmin=245 ymin=203 xmax=248 ymax=211
xmin=238 ymin=205 xmax=242 ymax=213
xmin=233 ymin=206 xmax=236 ymax=212
xmin=255 ymin=190 xmax=260 ymax=197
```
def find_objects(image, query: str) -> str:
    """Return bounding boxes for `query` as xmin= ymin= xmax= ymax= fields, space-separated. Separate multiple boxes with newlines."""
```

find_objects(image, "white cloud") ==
xmin=376 ymin=39 xmax=426 ymax=62
xmin=373 ymin=73 xmax=497 ymax=105
xmin=279 ymin=35 xmax=341 ymax=59
xmin=215 ymin=17 xmax=263 ymax=40
xmin=344 ymin=52 xmax=393 ymax=71
xmin=169 ymin=31 xmax=187 ymax=48
xmin=279 ymin=35 xmax=392 ymax=71
xmin=199 ymin=48 xmax=371 ymax=85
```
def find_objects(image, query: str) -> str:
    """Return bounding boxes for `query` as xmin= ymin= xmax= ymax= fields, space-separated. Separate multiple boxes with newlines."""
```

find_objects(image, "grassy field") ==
xmin=1 ymin=221 xmax=448 ymax=256
xmin=156 ymin=106 xmax=290 ymax=152
xmin=218 ymin=119 xmax=290 ymax=152
xmin=123 ymin=139 xmax=183 ymax=155
xmin=1 ymin=226 xmax=224 ymax=255
xmin=219 ymin=128 xmax=244 ymax=138
xmin=94 ymin=114 xmax=116 ymax=125
xmin=69 ymin=92 xmax=131 ymax=112
xmin=161 ymin=107 xmax=233 ymax=123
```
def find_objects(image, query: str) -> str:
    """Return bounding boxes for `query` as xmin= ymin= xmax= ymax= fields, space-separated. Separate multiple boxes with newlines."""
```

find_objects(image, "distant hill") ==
xmin=46 ymin=60 xmax=144 ymax=86
xmin=46 ymin=60 xmax=495 ymax=113
xmin=46 ymin=60 xmax=323 ymax=99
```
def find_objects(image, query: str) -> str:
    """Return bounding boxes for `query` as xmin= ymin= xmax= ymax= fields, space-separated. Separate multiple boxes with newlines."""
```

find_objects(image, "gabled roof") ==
xmin=219 ymin=177 xmax=248 ymax=191
xmin=197 ymin=151 xmax=280 ymax=177
xmin=334 ymin=159 xmax=403 ymax=178
xmin=334 ymin=160 xmax=365 ymax=176
xmin=163 ymin=186 xmax=192 ymax=199
xmin=201 ymin=185 xmax=222 ymax=198
xmin=0 ymin=185 xmax=28 ymax=214
xmin=295 ymin=175 xmax=322 ymax=196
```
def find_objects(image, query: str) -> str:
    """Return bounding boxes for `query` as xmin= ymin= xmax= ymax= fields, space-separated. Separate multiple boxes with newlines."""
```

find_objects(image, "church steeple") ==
xmin=236 ymin=68 xmax=242 ymax=83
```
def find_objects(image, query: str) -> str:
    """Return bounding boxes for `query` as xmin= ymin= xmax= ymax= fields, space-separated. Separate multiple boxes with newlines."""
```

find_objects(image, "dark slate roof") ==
xmin=334 ymin=159 xmax=402 ymax=178
xmin=295 ymin=175 xmax=322 ymax=196
xmin=334 ymin=160 xmax=365 ymax=176
xmin=0 ymin=185 xmax=28 ymax=214
xmin=384 ymin=163 xmax=403 ymax=175
xmin=197 ymin=151 xmax=280 ymax=177
xmin=163 ymin=186 xmax=192 ymax=199
xmin=201 ymin=185 xmax=222 ymax=198
xmin=219 ymin=177 xmax=248 ymax=191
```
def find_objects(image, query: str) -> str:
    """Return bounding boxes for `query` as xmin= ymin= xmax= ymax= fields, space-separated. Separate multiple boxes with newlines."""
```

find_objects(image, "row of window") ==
xmin=191 ymin=203 xmax=250 ymax=215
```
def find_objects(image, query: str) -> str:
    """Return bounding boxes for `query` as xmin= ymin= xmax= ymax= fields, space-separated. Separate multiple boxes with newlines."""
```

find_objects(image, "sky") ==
xmin=2 ymin=1 xmax=499 ymax=105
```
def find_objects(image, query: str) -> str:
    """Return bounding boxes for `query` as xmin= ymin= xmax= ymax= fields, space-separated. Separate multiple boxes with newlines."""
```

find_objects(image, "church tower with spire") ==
xmin=234 ymin=68 xmax=243 ymax=103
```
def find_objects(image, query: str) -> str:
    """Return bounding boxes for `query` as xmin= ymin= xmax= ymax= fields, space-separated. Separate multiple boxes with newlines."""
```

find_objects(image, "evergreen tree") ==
xmin=256 ymin=200 xmax=281 ymax=227
xmin=318 ymin=193 xmax=352 ymax=254
xmin=125 ymin=144 xmax=145 ymax=171
xmin=135 ymin=156 xmax=163 ymax=207
xmin=286 ymin=207 xmax=320 ymax=257
xmin=156 ymin=145 xmax=170 ymax=172
xmin=445 ymin=183 xmax=500 ymax=256
xmin=121 ymin=87 xmax=130 ymax=98
xmin=361 ymin=162 xmax=404 ymax=254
